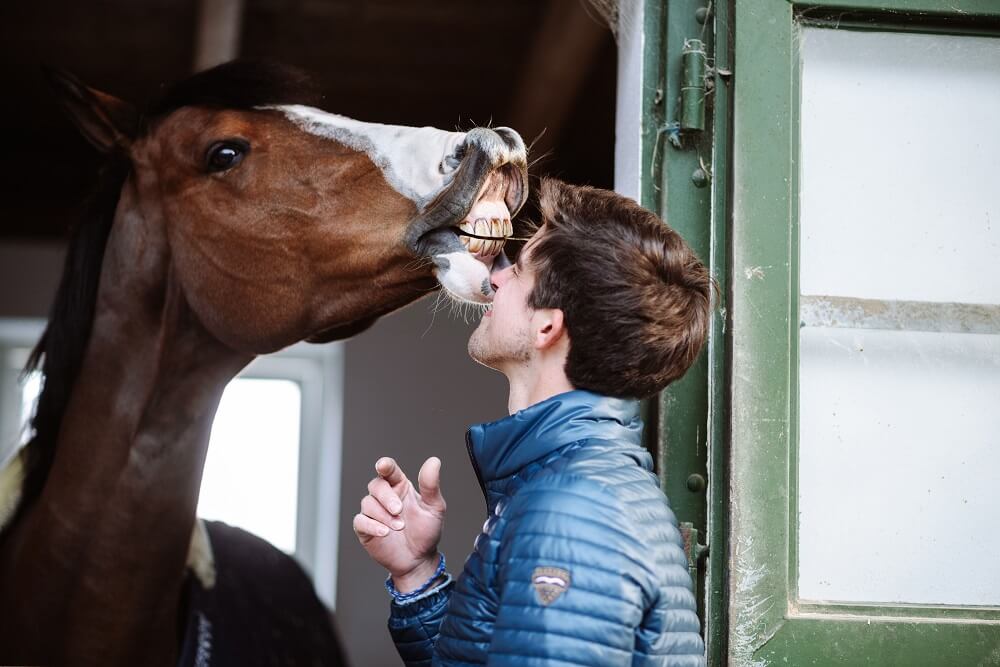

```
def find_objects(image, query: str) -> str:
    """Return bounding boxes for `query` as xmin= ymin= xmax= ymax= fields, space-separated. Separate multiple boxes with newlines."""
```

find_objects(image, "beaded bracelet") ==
xmin=385 ymin=553 xmax=447 ymax=602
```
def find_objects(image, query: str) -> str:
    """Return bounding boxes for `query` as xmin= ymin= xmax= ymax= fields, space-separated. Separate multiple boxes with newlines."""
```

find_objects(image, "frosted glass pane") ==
xmin=198 ymin=379 xmax=301 ymax=553
xmin=798 ymin=327 xmax=1000 ymax=605
xmin=800 ymin=28 xmax=1000 ymax=304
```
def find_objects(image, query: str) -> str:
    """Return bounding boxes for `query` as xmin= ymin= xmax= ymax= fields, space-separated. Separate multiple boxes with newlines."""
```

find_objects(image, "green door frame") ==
xmin=643 ymin=0 xmax=732 ymax=663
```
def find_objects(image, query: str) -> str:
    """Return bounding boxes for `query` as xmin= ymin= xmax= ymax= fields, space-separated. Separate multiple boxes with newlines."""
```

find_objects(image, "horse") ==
xmin=0 ymin=60 xmax=527 ymax=666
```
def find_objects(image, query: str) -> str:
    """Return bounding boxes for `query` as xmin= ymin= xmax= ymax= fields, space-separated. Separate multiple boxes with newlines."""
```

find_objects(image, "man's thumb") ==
xmin=418 ymin=457 xmax=445 ymax=509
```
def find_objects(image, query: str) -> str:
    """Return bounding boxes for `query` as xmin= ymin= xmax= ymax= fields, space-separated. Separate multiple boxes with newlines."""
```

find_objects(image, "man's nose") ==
xmin=490 ymin=253 xmax=512 ymax=292
xmin=490 ymin=266 xmax=513 ymax=292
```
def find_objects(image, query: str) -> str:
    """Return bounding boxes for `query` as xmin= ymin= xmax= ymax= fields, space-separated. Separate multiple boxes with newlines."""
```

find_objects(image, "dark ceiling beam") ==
xmin=506 ymin=0 xmax=609 ymax=161
xmin=193 ymin=0 xmax=246 ymax=72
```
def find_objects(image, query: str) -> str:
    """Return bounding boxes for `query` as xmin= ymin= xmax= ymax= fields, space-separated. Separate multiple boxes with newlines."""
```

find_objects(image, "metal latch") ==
xmin=679 ymin=521 xmax=709 ymax=578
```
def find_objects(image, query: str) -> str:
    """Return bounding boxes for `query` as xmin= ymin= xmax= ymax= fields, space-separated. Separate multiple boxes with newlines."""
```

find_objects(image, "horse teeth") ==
xmin=458 ymin=215 xmax=510 ymax=256
xmin=475 ymin=218 xmax=490 ymax=238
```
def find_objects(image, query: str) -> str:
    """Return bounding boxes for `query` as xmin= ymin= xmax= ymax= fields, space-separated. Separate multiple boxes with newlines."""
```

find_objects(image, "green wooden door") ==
xmin=725 ymin=1 xmax=1000 ymax=664
xmin=649 ymin=0 xmax=1000 ymax=664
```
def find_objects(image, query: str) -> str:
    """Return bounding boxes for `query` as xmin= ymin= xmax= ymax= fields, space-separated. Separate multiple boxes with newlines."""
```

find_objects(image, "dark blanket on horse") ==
xmin=178 ymin=520 xmax=347 ymax=667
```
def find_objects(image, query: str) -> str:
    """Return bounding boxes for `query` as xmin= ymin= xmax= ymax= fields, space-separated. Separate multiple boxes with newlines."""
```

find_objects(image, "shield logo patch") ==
xmin=532 ymin=566 xmax=571 ymax=606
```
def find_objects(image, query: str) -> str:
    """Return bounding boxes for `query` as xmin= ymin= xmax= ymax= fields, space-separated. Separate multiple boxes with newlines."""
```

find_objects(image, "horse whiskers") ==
xmin=527 ymin=150 xmax=555 ymax=170
xmin=433 ymin=293 xmax=490 ymax=325
xmin=423 ymin=290 xmax=457 ymax=338
xmin=526 ymin=128 xmax=548 ymax=155
xmin=422 ymin=294 xmax=443 ymax=338
xmin=422 ymin=290 xmax=489 ymax=336
xmin=404 ymin=256 xmax=435 ymax=273
xmin=430 ymin=290 xmax=447 ymax=312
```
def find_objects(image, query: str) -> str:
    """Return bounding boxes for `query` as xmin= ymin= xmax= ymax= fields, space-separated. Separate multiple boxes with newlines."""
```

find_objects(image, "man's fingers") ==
xmin=361 ymin=495 xmax=405 ymax=531
xmin=417 ymin=456 xmax=446 ymax=512
xmin=376 ymin=456 xmax=408 ymax=487
xmin=367 ymin=477 xmax=403 ymax=515
xmin=352 ymin=513 xmax=389 ymax=542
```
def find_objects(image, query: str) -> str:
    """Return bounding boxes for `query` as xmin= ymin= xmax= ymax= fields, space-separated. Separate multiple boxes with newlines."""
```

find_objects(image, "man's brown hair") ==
xmin=526 ymin=178 xmax=713 ymax=399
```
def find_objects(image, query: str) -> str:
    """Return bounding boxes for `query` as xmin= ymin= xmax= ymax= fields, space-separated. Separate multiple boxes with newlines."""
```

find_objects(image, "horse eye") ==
xmin=206 ymin=140 xmax=249 ymax=173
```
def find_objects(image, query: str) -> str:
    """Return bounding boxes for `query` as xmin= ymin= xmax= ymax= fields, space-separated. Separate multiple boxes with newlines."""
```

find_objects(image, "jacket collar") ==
xmin=466 ymin=389 xmax=644 ymax=484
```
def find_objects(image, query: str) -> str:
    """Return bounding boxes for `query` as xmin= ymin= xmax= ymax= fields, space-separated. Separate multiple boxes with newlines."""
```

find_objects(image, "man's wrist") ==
xmin=391 ymin=554 xmax=443 ymax=594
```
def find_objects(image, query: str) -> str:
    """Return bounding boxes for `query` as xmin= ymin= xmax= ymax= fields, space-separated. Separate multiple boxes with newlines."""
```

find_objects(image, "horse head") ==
xmin=46 ymin=60 xmax=528 ymax=354
xmin=0 ymin=60 xmax=530 ymax=666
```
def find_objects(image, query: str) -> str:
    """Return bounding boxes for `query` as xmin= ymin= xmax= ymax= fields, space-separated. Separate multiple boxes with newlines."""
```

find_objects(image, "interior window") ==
xmin=197 ymin=377 xmax=303 ymax=553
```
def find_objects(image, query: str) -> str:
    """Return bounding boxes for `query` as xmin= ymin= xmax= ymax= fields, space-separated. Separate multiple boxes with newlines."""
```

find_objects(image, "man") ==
xmin=353 ymin=179 xmax=711 ymax=666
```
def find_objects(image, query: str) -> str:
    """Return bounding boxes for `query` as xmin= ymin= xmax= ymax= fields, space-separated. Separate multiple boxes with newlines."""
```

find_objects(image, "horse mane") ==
xmin=146 ymin=59 xmax=324 ymax=119
xmin=5 ymin=60 xmax=325 ymax=535
xmin=15 ymin=156 xmax=127 ymax=529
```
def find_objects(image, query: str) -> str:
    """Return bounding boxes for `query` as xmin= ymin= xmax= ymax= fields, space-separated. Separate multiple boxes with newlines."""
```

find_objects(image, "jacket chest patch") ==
xmin=532 ymin=566 xmax=571 ymax=606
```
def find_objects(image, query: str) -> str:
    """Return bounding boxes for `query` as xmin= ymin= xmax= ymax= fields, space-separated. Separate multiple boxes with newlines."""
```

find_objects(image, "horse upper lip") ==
xmin=405 ymin=127 xmax=528 ymax=256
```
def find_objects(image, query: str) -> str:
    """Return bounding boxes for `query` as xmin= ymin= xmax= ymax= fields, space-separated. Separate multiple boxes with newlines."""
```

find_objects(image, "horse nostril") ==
xmin=491 ymin=127 xmax=528 ymax=162
xmin=440 ymin=141 xmax=466 ymax=173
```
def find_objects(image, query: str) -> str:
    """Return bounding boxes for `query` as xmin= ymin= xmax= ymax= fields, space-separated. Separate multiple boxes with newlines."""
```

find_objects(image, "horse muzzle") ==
xmin=406 ymin=127 xmax=529 ymax=304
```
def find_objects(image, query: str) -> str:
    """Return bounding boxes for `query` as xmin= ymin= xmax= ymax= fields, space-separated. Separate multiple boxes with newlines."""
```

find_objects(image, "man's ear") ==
xmin=533 ymin=308 xmax=567 ymax=351
xmin=44 ymin=66 xmax=138 ymax=155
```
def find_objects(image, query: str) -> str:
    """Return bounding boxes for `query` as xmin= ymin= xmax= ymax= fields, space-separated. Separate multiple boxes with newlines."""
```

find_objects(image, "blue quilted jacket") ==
xmin=388 ymin=390 xmax=705 ymax=666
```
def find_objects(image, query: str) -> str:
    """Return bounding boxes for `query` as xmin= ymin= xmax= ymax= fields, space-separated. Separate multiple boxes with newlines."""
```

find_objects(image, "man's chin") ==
xmin=468 ymin=324 xmax=532 ymax=372
xmin=467 ymin=334 xmax=500 ymax=372
xmin=467 ymin=338 xmax=491 ymax=370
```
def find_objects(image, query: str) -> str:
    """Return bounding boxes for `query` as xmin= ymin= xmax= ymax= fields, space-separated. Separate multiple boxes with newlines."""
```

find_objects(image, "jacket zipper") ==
xmin=465 ymin=431 xmax=488 ymax=506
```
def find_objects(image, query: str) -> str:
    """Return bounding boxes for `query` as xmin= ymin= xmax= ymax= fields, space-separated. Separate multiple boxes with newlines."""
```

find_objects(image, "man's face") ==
xmin=467 ymin=230 xmax=542 ymax=372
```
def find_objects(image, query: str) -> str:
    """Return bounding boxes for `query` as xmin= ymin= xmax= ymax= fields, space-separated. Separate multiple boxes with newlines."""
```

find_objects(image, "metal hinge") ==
xmin=680 ymin=38 xmax=708 ymax=131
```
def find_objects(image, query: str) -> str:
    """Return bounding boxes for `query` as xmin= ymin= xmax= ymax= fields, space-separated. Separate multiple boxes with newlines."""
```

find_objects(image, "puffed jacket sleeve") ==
xmin=387 ymin=575 xmax=455 ymax=667
xmin=485 ymin=477 xmax=705 ymax=667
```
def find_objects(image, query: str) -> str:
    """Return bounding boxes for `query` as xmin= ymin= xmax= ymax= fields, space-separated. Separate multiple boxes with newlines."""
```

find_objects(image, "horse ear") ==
xmin=43 ymin=66 xmax=138 ymax=155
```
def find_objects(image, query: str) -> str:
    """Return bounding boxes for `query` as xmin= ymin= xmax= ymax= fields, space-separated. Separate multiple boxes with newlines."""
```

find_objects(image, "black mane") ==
xmin=6 ymin=61 xmax=324 ymax=535
xmin=147 ymin=59 xmax=325 ymax=121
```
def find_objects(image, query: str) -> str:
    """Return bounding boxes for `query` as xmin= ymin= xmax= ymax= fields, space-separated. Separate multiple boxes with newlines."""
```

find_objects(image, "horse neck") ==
xmin=0 ymin=178 xmax=251 ymax=665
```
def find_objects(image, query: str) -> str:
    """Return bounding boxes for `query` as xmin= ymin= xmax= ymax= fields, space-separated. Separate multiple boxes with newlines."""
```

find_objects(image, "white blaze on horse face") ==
xmin=267 ymin=105 xmax=466 ymax=208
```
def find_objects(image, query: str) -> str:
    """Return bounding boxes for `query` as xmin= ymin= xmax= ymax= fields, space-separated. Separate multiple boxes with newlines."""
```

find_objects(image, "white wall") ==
xmin=614 ymin=0 xmax=644 ymax=202
xmin=0 ymin=243 xmax=66 ymax=319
